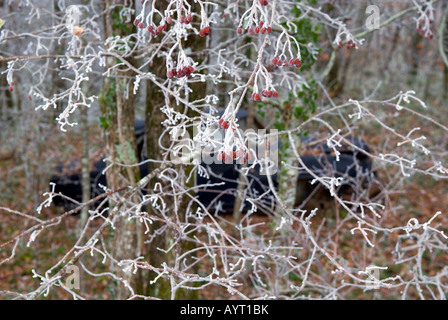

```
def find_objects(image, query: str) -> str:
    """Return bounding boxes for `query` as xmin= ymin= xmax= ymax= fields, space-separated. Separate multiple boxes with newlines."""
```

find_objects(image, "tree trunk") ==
xmin=100 ymin=0 xmax=143 ymax=299
xmin=144 ymin=1 xmax=205 ymax=299
xmin=79 ymin=98 xmax=90 ymax=231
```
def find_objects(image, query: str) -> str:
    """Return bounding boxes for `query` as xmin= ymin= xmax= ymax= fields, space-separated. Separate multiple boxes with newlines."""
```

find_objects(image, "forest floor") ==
xmin=1 ymin=112 xmax=447 ymax=300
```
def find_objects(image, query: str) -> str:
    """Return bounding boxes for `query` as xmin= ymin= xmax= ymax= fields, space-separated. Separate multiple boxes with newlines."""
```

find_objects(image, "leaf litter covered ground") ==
xmin=1 ymin=116 xmax=447 ymax=300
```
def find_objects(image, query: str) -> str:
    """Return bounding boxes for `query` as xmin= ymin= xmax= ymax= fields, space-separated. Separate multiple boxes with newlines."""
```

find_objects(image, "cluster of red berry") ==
xmin=338 ymin=40 xmax=356 ymax=49
xmin=199 ymin=27 xmax=210 ymax=37
xmin=238 ymin=21 xmax=272 ymax=35
xmin=261 ymin=90 xmax=279 ymax=98
xmin=252 ymin=93 xmax=261 ymax=101
xmin=218 ymin=118 xmax=230 ymax=130
xmin=217 ymin=150 xmax=251 ymax=163
xmin=147 ymin=24 xmax=167 ymax=36
xmin=416 ymin=26 xmax=434 ymax=39
xmin=414 ymin=9 xmax=435 ymax=40
xmin=133 ymin=18 xmax=142 ymax=27
xmin=167 ymin=66 xmax=195 ymax=79
xmin=180 ymin=14 xmax=193 ymax=24
xmin=252 ymin=90 xmax=278 ymax=101
xmin=271 ymin=57 xmax=302 ymax=68
xmin=134 ymin=18 xmax=169 ymax=37
xmin=217 ymin=151 xmax=236 ymax=161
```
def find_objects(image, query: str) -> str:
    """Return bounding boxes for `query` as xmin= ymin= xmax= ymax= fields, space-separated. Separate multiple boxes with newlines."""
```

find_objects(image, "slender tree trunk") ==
xmin=144 ymin=59 xmax=172 ymax=298
xmin=144 ymin=1 xmax=204 ymax=299
xmin=76 ymin=97 xmax=90 ymax=295
xmin=80 ymin=102 xmax=90 ymax=230
xmin=100 ymin=0 xmax=143 ymax=299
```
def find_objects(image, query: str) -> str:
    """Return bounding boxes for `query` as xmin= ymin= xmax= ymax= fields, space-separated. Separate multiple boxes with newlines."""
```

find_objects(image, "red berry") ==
xmin=8 ymin=86 xmax=13 ymax=92
xmin=249 ymin=27 xmax=254 ymax=34
xmin=272 ymin=57 xmax=278 ymax=64
xmin=200 ymin=29 xmax=206 ymax=37
xmin=180 ymin=16 xmax=185 ymax=24
xmin=253 ymin=93 xmax=261 ymax=101
xmin=134 ymin=18 xmax=140 ymax=26
xmin=237 ymin=27 xmax=242 ymax=34
xmin=138 ymin=22 xmax=144 ymax=28
xmin=259 ymin=21 xmax=264 ymax=28
xmin=255 ymin=26 xmax=260 ymax=33
xmin=289 ymin=59 xmax=294 ymax=65
xmin=260 ymin=27 xmax=266 ymax=34
xmin=267 ymin=27 xmax=272 ymax=33
xmin=218 ymin=118 xmax=230 ymax=130
xmin=147 ymin=25 xmax=153 ymax=33
xmin=204 ymin=26 xmax=210 ymax=35
xmin=188 ymin=66 xmax=194 ymax=73
xmin=277 ymin=60 xmax=282 ymax=66
xmin=267 ymin=90 xmax=273 ymax=98
xmin=273 ymin=91 xmax=278 ymax=98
